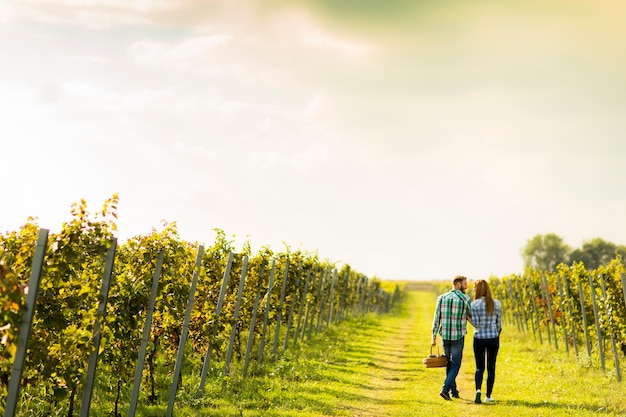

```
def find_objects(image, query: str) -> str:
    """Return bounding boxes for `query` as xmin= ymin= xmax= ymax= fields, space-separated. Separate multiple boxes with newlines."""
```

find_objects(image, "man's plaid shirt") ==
xmin=432 ymin=289 xmax=472 ymax=341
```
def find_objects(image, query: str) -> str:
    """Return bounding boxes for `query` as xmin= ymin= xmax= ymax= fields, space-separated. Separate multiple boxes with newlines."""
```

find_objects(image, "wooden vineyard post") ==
xmin=589 ymin=273 xmax=605 ymax=371
xmin=326 ymin=269 xmax=338 ymax=327
xmin=527 ymin=274 xmax=542 ymax=344
xmin=622 ymin=273 xmax=626 ymax=321
xmin=522 ymin=276 xmax=541 ymax=341
xmin=338 ymin=270 xmax=350 ymax=322
xmin=283 ymin=263 xmax=301 ymax=350
xmin=541 ymin=274 xmax=558 ymax=350
xmin=515 ymin=278 xmax=529 ymax=333
xmin=600 ymin=274 xmax=621 ymax=381
xmin=507 ymin=279 xmax=522 ymax=332
xmin=578 ymin=279 xmax=592 ymax=358
xmin=314 ymin=267 xmax=329 ymax=335
xmin=198 ymin=252 xmax=234 ymax=396
xmin=556 ymin=273 xmax=569 ymax=355
xmin=224 ymin=256 xmax=248 ymax=375
xmin=80 ymin=238 xmax=118 ymax=417
xmin=4 ymin=229 xmax=48 ymax=417
xmin=293 ymin=267 xmax=312 ymax=347
xmin=539 ymin=276 xmax=552 ymax=346
xmin=243 ymin=263 xmax=266 ymax=378
xmin=272 ymin=260 xmax=289 ymax=359
xmin=166 ymin=245 xmax=204 ymax=417
xmin=305 ymin=267 xmax=322 ymax=341
xmin=258 ymin=259 xmax=276 ymax=364
xmin=562 ymin=273 xmax=578 ymax=356
xmin=128 ymin=250 xmax=165 ymax=417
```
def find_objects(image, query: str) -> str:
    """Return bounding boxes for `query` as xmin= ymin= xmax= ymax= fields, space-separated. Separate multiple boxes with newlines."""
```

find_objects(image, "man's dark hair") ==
xmin=453 ymin=275 xmax=467 ymax=286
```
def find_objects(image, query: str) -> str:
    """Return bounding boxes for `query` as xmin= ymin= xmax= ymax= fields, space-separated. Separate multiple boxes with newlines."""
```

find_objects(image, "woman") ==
xmin=471 ymin=279 xmax=502 ymax=404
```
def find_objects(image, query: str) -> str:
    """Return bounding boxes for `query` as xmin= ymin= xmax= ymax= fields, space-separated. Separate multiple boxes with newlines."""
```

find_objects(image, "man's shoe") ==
xmin=474 ymin=392 xmax=481 ymax=404
xmin=440 ymin=391 xmax=451 ymax=401
xmin=484 ymin=396 xmax=495 ymax=403
xmin=451 ymin=392 xmax=460 ymax=398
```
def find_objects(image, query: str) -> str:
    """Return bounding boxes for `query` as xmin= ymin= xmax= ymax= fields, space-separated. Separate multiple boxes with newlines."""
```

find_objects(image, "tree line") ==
xmin=521 ymin=233 xmax=626 ymax=272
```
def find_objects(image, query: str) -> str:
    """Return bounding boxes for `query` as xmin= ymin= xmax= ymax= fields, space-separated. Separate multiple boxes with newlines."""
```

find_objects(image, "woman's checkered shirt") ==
xmin=471 ymin=297 xmax=502 ymax=339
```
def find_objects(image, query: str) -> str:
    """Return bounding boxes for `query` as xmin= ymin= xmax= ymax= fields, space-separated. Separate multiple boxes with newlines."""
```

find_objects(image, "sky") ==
xmin=2 ymin=0 xmax=626 ymax=281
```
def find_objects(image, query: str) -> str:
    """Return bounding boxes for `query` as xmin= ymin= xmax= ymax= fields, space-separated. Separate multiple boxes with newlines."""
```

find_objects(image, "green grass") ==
xmin=92 ymin=289 xmax=625 ymax=416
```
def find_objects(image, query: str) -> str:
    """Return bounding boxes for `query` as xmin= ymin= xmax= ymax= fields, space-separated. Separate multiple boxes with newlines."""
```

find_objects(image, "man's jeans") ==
xmin=442 ymin=337 xmax=465 ymax=395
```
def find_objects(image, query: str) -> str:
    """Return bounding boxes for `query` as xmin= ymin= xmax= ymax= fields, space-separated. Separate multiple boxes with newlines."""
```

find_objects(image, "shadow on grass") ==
xmin=502 ymin=399 xmax=612 ymax=413
xmin=309 ymin=364 xmax=413 ymax=391
xmin=299 ymin=383 xmax=410 ymax=410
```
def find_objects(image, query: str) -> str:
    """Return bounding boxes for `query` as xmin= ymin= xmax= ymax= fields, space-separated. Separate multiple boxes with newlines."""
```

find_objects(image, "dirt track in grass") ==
xmin=324 ymin=289 xmax=625 ymax=417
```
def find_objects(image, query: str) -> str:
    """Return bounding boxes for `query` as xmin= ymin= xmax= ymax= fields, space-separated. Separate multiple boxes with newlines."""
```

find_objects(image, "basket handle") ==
xmin=430 ymin=345 xmax=441 ymax=356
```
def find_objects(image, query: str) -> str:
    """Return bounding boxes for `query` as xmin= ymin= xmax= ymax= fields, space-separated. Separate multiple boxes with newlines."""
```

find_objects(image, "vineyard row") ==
xmin=487 ymin=258 xmax=626 ymax=381
xmin=0 ymin=198 xmax=400 ymax=417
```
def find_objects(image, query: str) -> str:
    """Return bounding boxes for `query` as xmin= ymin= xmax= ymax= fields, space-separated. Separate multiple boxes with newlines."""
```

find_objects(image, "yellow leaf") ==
xmin=6 ymin=341 xmax=16 ymax=358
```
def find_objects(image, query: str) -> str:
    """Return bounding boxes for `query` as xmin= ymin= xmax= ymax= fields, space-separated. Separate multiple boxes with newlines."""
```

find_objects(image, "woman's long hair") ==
xmin=474 ymin=279 xmax=495 ymax=316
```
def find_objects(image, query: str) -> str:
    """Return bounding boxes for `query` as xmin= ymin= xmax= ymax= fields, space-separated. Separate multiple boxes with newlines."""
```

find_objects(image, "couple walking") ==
xmin=431 ymin=275 xmax=502 ymax=404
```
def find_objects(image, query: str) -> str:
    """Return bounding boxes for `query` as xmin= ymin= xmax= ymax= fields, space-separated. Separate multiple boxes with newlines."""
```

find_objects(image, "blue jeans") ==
xmin=442 ymin=337 xmax=465 ymax=395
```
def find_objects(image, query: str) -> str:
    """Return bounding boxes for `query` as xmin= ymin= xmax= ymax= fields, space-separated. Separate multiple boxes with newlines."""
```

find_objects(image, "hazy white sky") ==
xmin=2 ymin=0 xmax=626 ymax=280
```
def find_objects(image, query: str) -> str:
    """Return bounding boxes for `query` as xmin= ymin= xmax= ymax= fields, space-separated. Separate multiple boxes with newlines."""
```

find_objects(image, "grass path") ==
xmin=317 ymin=289 xmax=625 ymax=417
xmin=191 ymin=288 xmax=624 ymax=416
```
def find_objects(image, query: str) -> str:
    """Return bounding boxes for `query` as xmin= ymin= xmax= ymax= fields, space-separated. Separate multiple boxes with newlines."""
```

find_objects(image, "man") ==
xmin=431 ymin=275 xmax=472 ymax=401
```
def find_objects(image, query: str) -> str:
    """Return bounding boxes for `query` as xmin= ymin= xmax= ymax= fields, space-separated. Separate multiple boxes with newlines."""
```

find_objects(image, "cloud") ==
xmin=258 ymin=9 xmax=372 ymax=58
xmin=172 ymin=141 xmax=217 ymax=162
xmin=130 ymin=35 xmax=234 ymax=77
xmin=36 ymin=81 xmax=63 ymax=104
xmin=122 ymin=8 xmax=374 ymax=96
xmin=0 ymin=1 xmax=16 ymax=22
xmin=1 ymin=0 xmax=207 ymax=27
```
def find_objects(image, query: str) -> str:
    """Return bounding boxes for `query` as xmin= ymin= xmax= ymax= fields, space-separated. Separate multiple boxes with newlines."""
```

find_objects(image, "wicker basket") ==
xmin=422 ymin=345 xmax=447 ymax=368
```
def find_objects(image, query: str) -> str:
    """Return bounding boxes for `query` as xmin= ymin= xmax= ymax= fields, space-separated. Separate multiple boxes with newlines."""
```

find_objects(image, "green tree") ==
xmin=521 ymin=233 xmax=571 ymax=272
xmin=569 ymin=237 xmax=626 ymax=270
